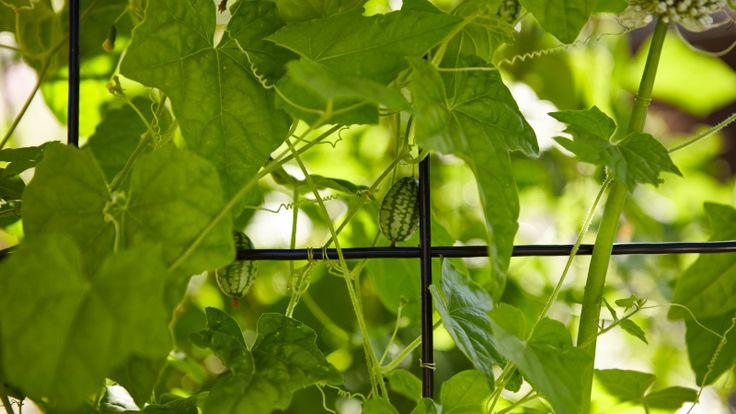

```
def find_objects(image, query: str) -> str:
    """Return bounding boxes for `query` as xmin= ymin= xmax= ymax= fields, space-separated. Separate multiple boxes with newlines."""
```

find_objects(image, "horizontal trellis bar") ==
xmin=2 ymin=241 xmax=735 ymax=262
xmin=233 ymin=241 xmax=736 ymax=261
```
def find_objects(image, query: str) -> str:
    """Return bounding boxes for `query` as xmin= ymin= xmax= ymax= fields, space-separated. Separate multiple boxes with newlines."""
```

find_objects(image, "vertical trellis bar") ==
xmin=418 ymin=153 xmax=434 ymax=397
xmin=67 ymin=0 xmax=80 ymax=147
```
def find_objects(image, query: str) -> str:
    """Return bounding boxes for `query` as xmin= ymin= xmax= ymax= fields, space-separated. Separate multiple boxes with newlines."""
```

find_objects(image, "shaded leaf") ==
xmin=595 ymin=369 xmax=655 ymax=402
xmin=447 ymin=0 xmax=515 ymax=62
xmin=0 ymin=143 xmax=47 ymax=176
xmin=386 ymin=369 xmax=422 ymax=402
xmin=644 ymin=386 xmax=698 ymax=410
xmin=21 ymin=143 xmax=114 ymax=272
xmin=363 ymin=398 xmax=400 ymax=414
xmin=619 ymin=319 xmax=648 ymax=344
xmin=121 ymin=0 xmax=291 ymax=214
xmin=670 ymin=203 xmax=736 ymax=320
xmin=120 ymin=147 xmax=233 ymax=275
xmin=274 ymin=0 xmax=365 ymax=22
xmin=488 ymin=304 xmax=592 ymax=414
xmin=86 ymin=98 xmax=171 ymax=181
xmin=519 ymin=0 xmax=593 ymax=43
xmin=440 ymin=370 xmax=492 ymax=413
xmin=276 ymin=59 xmax=410 ymax=124
xmin=430 ymin=261 xmax=502 ymax=386
xmin=551 ymin=107 xmax=681 ymax=188
xmin=0 ymin=235 xmax=170 ymax=409
xmin=197 ymin=309 xmax=342 ymax=414
xmin=685 ymin=312 xmax=736 ymax=385
xmin=411 ymin=56 xmax=537 ymax=295
xmin=268 ymin=6 xmax=461 ymax=84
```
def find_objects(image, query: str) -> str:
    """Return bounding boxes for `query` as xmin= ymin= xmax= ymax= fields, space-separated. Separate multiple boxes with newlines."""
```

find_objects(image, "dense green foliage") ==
xmin=0 ymin=0 xmax=735 ymax=413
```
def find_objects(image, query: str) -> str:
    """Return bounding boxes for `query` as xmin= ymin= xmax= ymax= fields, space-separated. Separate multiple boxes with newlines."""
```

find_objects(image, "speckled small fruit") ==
xmin=215 ymin=231 xmax=257 ymax=307
xmin=379 ymin=177 xmax=420 ymax=246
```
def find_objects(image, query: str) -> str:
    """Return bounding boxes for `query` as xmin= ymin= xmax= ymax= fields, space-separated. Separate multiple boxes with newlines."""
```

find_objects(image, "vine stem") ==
xmin=576 ymin=18 xmax=669 ymax=414
xmin=0 ymin=387 xmax=13 ymax=414
xmin=283 ymin=137 xmax=388 ymax=399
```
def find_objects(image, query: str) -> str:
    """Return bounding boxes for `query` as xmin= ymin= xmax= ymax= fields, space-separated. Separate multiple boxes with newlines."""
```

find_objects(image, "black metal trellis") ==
xmin=13 ymin=0 xmax=724 ymax=400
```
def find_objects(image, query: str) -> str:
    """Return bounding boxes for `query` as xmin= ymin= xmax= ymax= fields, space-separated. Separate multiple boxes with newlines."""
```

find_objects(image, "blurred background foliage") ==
xmin=0 ymin=0 xmax=734 ymax=412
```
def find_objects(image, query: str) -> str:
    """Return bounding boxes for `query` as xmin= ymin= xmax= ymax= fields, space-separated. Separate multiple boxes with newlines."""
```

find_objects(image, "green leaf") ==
xmin=267 ymin=6 xmax=461 ymax=84
xmin=551 ymin=107 xmax=681 ymax=188
xmin=86 ymin=98 xmax=171 ymax=181
xmin=120 ymin=146 xmax=234 ymax=275
xmin=109 ymin=355 xmax=167 ymax=407
xmin=0 ymin=235 xmax=171 ymax=409
xmin=197 ymin=309 xmax=342 ymax=414
xmin=488 ymin=304 xmax=592 ymax=414
xmin=386 ymin=369 xmax=422 ymax=402
xmin=21 ymin=142 xmax=114 ymax=272
xmin=120 ymin=0 xmax=291 ymax=214
xmin=440 ymin=370 xmax=492 ymax=414
xmin=685 ymin=312 xmax=736 ymax=385
xmin=274 ymin=0 xmax=365 ymax=22
xmin=430 ymin=261 xmax=502 ymax=386
xmin=363 ymin=398 xmax=400 ymax=414
xmin=0 ymin=172 xmax=23 ymax=200
xmin=410 ymin=56 xmax=537 ymax=294
xmin=446 ymin=0 xmax=515 ymax=62
xmin=518 ymin=0 xmax=593 ymax=43
xmin=670 ymin=203 xmax=736 ymax=320
xmin=594 ymin=369 xmax=655 ymax=402
xmin=276 ymin=59 xmax=410 ymax=124
xmin=619 ymin=319 xmax=648 ymax=344
xmin=22 ymin=143 xmax=233 ymax=276
xmin=614 ymin=295 xmax=638 ymax=310
xmin=0 ymin=143 xmax=47 ymax=176
xmin=411 ymin=398 xmax=441 ymax=414
xmin=644 ymin=386 xmax=698 ymax=410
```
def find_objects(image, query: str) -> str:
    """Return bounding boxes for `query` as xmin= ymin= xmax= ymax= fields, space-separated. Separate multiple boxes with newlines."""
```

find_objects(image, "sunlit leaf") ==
xmin=430 ymin=261 xmax=502 ymax=386
xmin=488 ymin=304 xmax=591 ymax=414
xmin=121 ymin=0 xmax=291 ymax=214
xmin=551 ymin=106 xmax=681 ymax=188
xmin=411 ymin=56 xmax=537 ymax=294
xmin=363 ymin=398 xmax=400 ymax=414
xmin=519 ymin=0 xmax=593 ymax=43
xmin=440 ymin=370 xmax=491 ymax=413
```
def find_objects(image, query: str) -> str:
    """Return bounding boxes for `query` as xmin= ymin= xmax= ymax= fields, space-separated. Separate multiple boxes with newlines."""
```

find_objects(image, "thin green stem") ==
xmin=0 ymin=58 xmax=50 ymax=150
xmin=576 ymin=18 xmax=669 ymax=414
xmin=0 ymin=44 xmax=21 ymax=52
xmin=284 ymin=137 xmax=387 ymax=398
xmin=0 ymin=386 xmax=13 ymax=414
xmin=578 ymin=306 xmax=644 ymax=349
xmin=486 ymin=363 xmax=515 ymax=413
xmin=381 ymin=320 xmax=442 ymax=373
xmin=668 ymin=112 xmax=736 ymax=154
xmin=530 ymin=177 xmax=612 ymax=334
xmin=379 ymin=301 xmax=406 ymax=365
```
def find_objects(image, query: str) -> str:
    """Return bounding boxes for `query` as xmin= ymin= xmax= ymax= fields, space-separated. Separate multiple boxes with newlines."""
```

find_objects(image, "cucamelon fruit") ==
xmin=379 ymin=177 xmax=420 ymax=246
xmin=215 ymin=231 xmax=257 ymax=307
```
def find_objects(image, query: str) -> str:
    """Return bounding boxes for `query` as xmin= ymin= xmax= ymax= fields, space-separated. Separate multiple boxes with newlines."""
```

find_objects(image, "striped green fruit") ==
xmin=215 ymin=231 xmax=257 ymax=307
xmin=379 ymin=177 xmax=420 ymax=245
